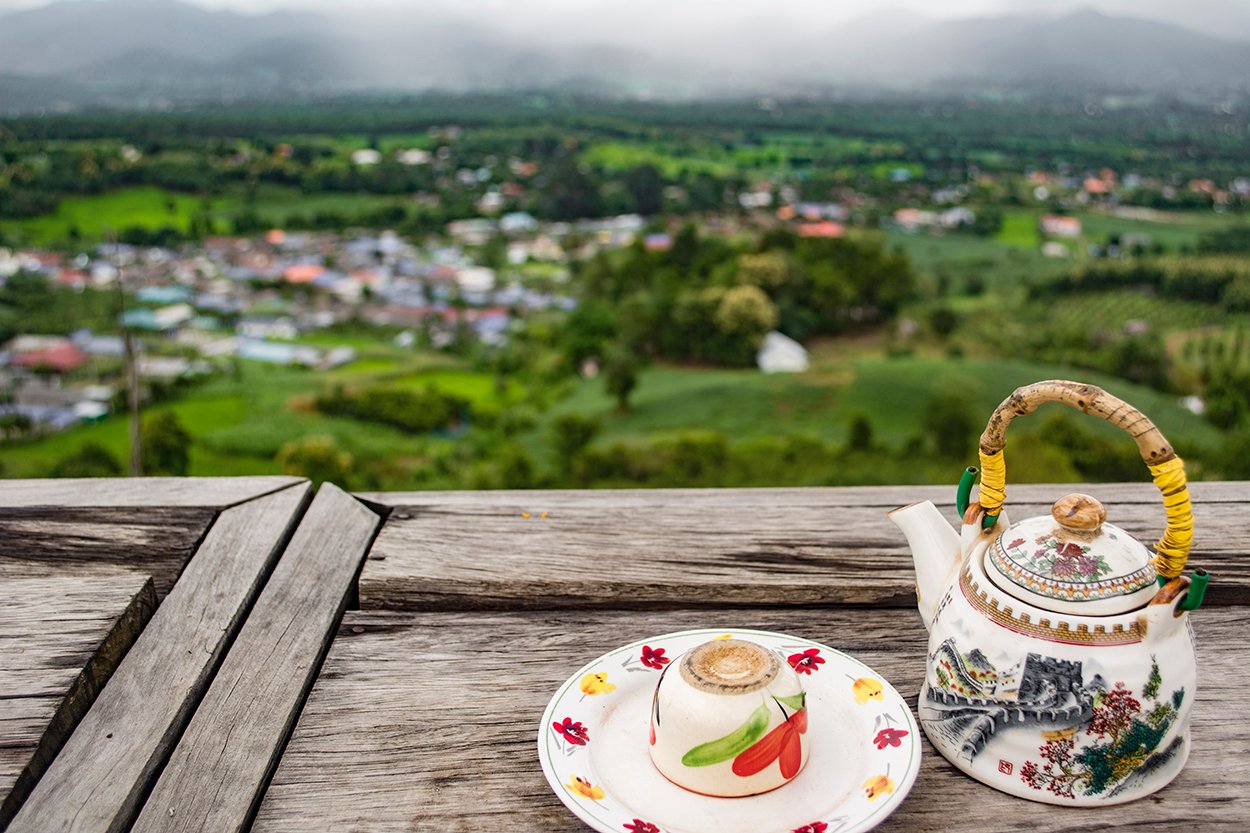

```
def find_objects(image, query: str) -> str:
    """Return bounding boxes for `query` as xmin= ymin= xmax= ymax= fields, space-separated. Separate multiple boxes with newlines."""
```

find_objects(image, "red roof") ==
xmin=283 ymin=264 xmax=325 ymax=284
xmin=12 ymin=342 xmax=88 ymax=373
xmin=798 ymin=221 xmax=846 ymax=238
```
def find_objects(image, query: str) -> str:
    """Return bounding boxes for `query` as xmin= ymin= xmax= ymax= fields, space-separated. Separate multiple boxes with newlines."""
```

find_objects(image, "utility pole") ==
xmin=111 ymin=233 xmax=142 ymax=476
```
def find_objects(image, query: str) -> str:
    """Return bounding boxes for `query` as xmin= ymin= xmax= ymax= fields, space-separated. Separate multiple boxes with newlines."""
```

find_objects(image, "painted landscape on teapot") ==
xmin=922 ymin=635 xmax=1186 ymax=801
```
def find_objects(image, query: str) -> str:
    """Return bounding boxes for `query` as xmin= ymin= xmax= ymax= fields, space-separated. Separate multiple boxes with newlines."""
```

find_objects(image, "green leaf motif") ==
xmin=681 ymin=702 xmax=771 ymax=767
xmin=775 ymin=692 xmax=806 ymax=712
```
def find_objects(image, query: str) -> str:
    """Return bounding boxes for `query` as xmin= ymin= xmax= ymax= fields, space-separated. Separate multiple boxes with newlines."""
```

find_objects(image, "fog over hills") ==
xmin=2 ymin=0 xmax=1249 ymax=110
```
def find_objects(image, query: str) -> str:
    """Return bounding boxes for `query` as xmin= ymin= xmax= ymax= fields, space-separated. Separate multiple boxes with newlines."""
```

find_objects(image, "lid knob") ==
xmin=1051 ymin=493 xmax=1106 ymax=532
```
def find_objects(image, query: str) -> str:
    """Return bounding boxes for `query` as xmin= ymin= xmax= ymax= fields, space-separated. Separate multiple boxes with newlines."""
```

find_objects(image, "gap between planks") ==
xmin=6 ymin=481 xmax=311 ymax=833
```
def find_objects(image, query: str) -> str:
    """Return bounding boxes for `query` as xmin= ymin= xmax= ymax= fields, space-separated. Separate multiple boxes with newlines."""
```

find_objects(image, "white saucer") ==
xmin=537 ymin=628 xmax=920 ymax=833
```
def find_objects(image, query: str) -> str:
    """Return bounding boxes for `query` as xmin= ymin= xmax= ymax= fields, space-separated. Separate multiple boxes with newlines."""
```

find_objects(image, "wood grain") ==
xmin=0 ymin=506 xmax=215 ymax=599
xmin=7 ymin=482 xmax=311 ymax=833
xmin=359 ymin=484 xmax=1250 ymax=610
xmin=0 ymin=476 xmax=304 ymax=508
xmin=0 ymin=574 xmax=156 ymax=829
xmin=252 ymin=606 xmax=1250 ymax=833
xmin=131 ymin=484 xmax=381 ymax=833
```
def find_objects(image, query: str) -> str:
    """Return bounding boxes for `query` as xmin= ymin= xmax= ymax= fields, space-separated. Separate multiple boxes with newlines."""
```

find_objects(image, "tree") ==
xmin=623 ymin=164 xmax=664 ymax=215
xmin=604 ymin=345 xmax=639 ymax=413
xmin=846 ymin=414 xmax=875 ymax=452
xmin=924 ymin=394 xmax=977 ymax=459
xmin=141 ymin=411 xmax=191 ymax=475
xmin=970 ymin=206 xmax=1003 ymax=237
xmin=276 ymin=435 xmax=353 ymax=487
xmin=52 ymin=443 xmax=122 ymax=477
xmin=550 ymin=414 xmax=600 ymax=482
xmin=930 ymin=306 xmax=959 ymax=339
xmin=544 ymin=154 xmax=601 ymax=220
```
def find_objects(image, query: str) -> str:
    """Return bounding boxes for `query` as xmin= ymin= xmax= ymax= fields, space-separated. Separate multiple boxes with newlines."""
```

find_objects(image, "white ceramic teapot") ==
xmin=890 ymin=380 xmax=1208 ymax=805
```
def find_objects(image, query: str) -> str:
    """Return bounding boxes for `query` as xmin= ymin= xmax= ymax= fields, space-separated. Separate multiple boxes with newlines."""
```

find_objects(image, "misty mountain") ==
xmin=1 ymin=0 xmax=1248 ymax=112
xmin=794 ymin=10 xmax=1250 ymax=92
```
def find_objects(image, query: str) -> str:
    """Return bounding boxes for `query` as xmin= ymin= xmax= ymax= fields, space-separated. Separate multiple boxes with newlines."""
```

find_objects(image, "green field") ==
xmin=0 ymin=354 xmax=508 ymax=486
xmin=996 ymin=210 xmax=1041 ymax=248
xmin=582 ymin=141 xmax=738 ymax=178
xmin=1 ymin=184 xmax=416 ymax=247
xmin=531 ymin=354 xmax=1220 ymax=479
xmin=1077 ymin=210 xmax=1236 ymax=251
xmin=4 ymin=187 xmax=233 ymax=246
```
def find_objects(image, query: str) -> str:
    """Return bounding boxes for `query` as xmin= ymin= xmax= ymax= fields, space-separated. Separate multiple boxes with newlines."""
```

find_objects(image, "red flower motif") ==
xmin=733 ymin=709 xmax=808 ymax=779
xmin=1008 ymin=538 xmax=1026 ymax=549
xmin=788 ymin=648 xmax=825 ymax=674
xmin=1058 ymin=542 xmax=1085 ymax=560
xmin=793 ymin=824 xmax=828 ymax=833
xmin=624 ymin=820 xmax=660 ymax=833
xmin=553 ymin=717 xmax=590 ymax=746
xmin=873 ymin=727 xmax=910 ymax=749
xmin=641 ymin=645 xmax=670 ymax=670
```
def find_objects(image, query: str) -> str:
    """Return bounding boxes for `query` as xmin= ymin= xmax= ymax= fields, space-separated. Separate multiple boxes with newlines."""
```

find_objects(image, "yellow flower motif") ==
xmin=863 ymin=774 xmax=894 ymax=800
xmin=566 ymin=775 xmax=605 ymax=801
xmin=851 ymin=677 xmax=884 ymax=704
xmin=579 ymin=672 xmax=616 ymax=696
xmin=713 ymin=634 xmax=734 ymax=640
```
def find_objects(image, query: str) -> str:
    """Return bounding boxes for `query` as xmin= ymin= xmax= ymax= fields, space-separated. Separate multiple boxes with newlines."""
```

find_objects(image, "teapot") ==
xmin=889 ymin=380 xmax=1208 ymax=806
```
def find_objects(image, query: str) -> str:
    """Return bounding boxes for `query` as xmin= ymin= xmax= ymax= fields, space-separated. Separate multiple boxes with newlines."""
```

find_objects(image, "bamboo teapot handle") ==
xmin=977 ymin=380 xmax=1193 ymax=579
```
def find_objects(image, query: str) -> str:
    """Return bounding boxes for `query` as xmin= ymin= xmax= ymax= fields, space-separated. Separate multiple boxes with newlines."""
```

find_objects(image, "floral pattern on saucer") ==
xmin=537 ymin=628 xmax=920 ymax=833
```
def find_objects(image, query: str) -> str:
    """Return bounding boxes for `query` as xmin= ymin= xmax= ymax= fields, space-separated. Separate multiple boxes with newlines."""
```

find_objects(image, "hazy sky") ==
xmin=0 ymin=0 xmax=1240 ymax=19
xmin=1 ymin=0 xmax=1248 ymax=47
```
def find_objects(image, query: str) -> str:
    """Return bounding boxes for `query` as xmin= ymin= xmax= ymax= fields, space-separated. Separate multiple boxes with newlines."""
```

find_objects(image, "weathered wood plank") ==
xmin=131 ymin=484 xmax=381 ymax=833
xmin=7 ymin=482 xmax=311 ymax=833
xmin=357 ymin=481 xmax=1250 ymax=508
xmin=0 ymin=574 xmax=156 ymax=829
xmin=359 ymin=484 xmax=1250 ymax=610
xmin=0 ymin=507 xmax=216 ymax=598
xmin=0 ymin=476 xmax=304 ymax=509
xmin=253 ymin=606 xmax=1250 ymax=833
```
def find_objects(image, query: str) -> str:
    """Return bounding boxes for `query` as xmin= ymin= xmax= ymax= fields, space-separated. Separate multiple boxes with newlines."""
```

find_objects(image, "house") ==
xmin=283 ymin=264 xmax=326 ymax=284
xmin=236 ymin=317 xmax=299 ymax=340
xmin=138 ymin=356 xmax=193 ymax=380
xmin=397 ymin=149 xmax=431 ymax=166
xmin=757 ymin=332 xmax=809 ymax=374
xmin=136 ymin=285 xmax=193 ymax=304
xmin=893 ymin=208 xmax=937 ymax=231
xmin=120 ymin=304 xmax=193 ymax=333
xmin=72 ymin=331 xmax=125 ymax=357
xmin=351 ymin=149 xmax=382 ymax=166
xmin=1039 ymin=215 xmax=1082 ymax=238
xmin=798 ymin=221 xmax=845 ymax=238
xmin=455 ymin=267 xmax=496 ymax=295
xmin=5 ymin=337 xmax=88 ymax=373
xmin=644 ymin=233 xmax=673 ymax=252
xmin=500 ymin=212 xmax=538 ymax=235
xmin=235 ymin=339 xmax=321 ymax=367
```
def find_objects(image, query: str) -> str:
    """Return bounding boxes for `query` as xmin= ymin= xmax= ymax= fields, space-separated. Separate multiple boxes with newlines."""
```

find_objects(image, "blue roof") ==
xmin=136 ymin=285 xmax=192 ymax=304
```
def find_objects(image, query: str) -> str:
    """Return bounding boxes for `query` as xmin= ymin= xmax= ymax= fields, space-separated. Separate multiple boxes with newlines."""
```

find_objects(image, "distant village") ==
xmin=3 ymin=146 xmax=1244 ymax=436
xmin=0 ymin=211 xmax=636 ymax=433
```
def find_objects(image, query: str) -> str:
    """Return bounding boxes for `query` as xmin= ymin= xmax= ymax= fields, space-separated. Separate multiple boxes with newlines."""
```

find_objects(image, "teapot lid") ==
xmin=985 ymin=493 xmax=1158 ymax=615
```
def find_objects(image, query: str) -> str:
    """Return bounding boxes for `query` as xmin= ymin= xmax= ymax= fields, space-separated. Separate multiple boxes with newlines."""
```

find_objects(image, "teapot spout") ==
xmin=889 ymin=500 xmax=963 ymax=630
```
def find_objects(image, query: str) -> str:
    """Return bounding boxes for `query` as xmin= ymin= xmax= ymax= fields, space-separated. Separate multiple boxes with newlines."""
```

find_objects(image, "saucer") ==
xmin=537 ymin=628 xmax=920 ymax=833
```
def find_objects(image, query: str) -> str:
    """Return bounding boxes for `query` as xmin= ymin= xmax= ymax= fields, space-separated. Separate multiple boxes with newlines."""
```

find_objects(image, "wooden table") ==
xmin=2 ymin=479 xmax=1247 ymax=832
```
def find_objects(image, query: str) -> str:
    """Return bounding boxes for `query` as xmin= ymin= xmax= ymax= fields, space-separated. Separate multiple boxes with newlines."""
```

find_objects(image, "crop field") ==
xmin=536 ymin=354 xmax=1220 ymax=459
xmin=4 ymin=187 xmax=231 ymax=245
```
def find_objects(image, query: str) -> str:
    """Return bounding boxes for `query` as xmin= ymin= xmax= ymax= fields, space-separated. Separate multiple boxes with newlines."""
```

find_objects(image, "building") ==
xmin=1040 ymin=215 xmax=1082 ymax=238
xmin=756 ymin=332 xmax=809 ymax=374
